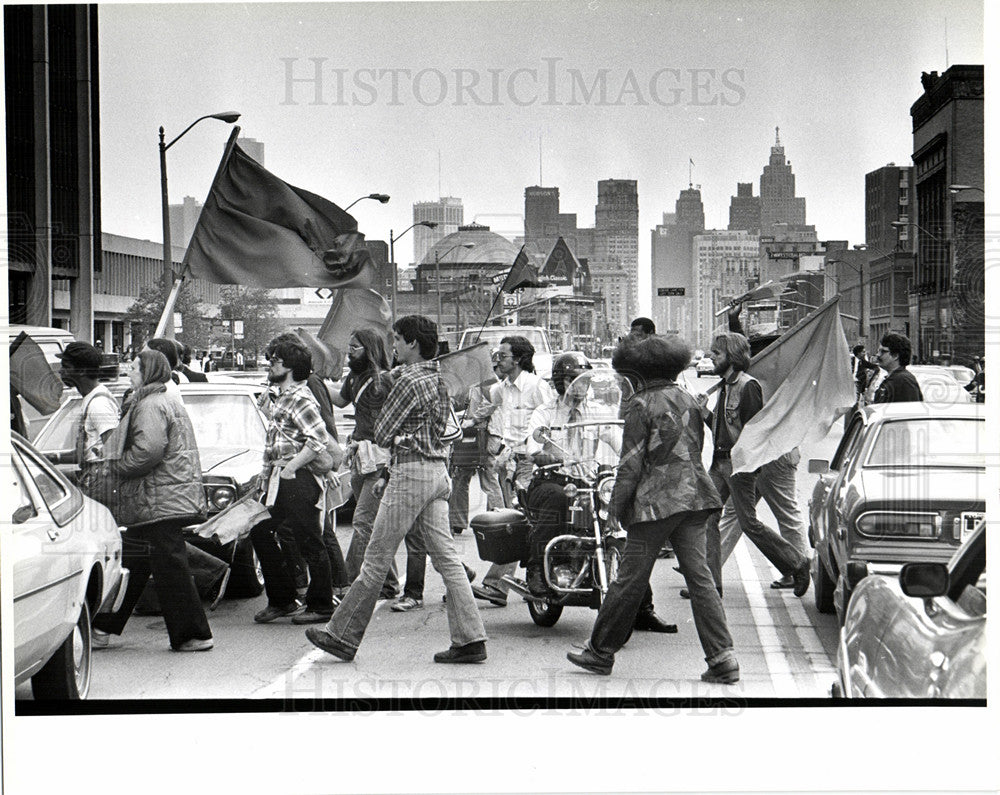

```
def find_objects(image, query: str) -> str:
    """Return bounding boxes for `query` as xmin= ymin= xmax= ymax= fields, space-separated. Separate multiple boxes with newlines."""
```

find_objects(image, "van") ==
xmin=9 ymin=324 xmax=76 ymax=366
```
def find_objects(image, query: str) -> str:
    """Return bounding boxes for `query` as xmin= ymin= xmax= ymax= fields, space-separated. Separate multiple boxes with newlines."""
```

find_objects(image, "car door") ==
xmin=10 ymin=445 xmax=78 ymax=681
xmin=813 ymin=414 xmax=866 ymax=556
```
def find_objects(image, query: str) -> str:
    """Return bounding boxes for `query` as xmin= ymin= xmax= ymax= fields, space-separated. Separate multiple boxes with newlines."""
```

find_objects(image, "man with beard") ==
xmin=872 ymin=332 xmax=923 ymax=403
xmin=331 ymin=328 xmax=399 ymax=601
xmin=249 ymin=335 xmax=338 ymax=625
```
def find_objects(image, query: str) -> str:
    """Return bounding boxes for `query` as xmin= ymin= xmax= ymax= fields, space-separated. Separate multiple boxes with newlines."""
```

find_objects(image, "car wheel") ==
xmin=32 ymin=599 xmax=91 ymax=700
xmin=813 ymin=551 xmax=836 ymax=614
xmin=225 ymin=537 xmax=265 ymax=598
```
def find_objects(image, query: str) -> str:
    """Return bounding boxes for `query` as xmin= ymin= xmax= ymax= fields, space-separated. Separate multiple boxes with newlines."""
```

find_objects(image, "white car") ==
xmin=11 ymin=432 xmax=128 ymax=700
xmin=695 ymin=357 xmax=716 ymax=377
xmin=866 ymin=365 xmax=973 ymax=406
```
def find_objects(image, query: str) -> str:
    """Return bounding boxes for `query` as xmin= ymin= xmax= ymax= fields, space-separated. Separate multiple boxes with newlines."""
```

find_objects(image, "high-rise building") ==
xmin=6 ymin=5 xmax=101 ymax=337
xmin=412 ymin=197 xmax=463 ymax=264
xmin=593 ymin=179 xmax=638 ymax=333
xmin=728 ymin=182 xmax=761 ymax=234
xmin=237 ymin=136 xmax=265 ymax=165
xmin=759 ymin=128 xmax=807 ymax=230
xmin=693 ymin=230 xmax=760 ymax=348
xmin=909 ymin=65 xmax=983 ymax=364
xmin=650 ymin=187 xmax=705 ymax=340
xmin=168 ymin=196 xmax=203 ymax=248
xmin=864 ymin=164 xmax=916 ymax=343
xmin=522 ymin=186 xmax=594 ymax=262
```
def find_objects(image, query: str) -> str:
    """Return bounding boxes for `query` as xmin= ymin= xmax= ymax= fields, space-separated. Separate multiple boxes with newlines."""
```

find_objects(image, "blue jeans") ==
xmin=345 ymin=470 xmax=400 ymax=597
xmin=449 ymin=463 xmax=505 ymax=530
xmin=707 ymin=458 xmax=807 ymax=589
xmin=719 ymin=454 xmax=809 ymax=564
xmin=589 ymin=510 xmax=734 ymax=665
xmin=323 ymin=459 xmax=487 ymax=652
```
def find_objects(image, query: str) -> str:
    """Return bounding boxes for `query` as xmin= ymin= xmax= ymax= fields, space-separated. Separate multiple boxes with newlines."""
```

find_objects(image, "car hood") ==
xmin=200 ymin=447 xmax=263 ymax=483
xmin=858 ymin=467 xmax=988 ymax=508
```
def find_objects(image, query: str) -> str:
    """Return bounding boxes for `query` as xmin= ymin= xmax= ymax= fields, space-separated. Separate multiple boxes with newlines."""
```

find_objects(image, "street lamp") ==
xmin=344 ymin=193 xmax=390 ymax=211
xmin=159 ymin=111 xmax=240 ymax=338
xmin=389 ymin=221 xmax=438 ymax=322
xmin=948 ymin=184 xmax=984 ymax=195
xmin=434 ymin=243 xmax=475 ymax=330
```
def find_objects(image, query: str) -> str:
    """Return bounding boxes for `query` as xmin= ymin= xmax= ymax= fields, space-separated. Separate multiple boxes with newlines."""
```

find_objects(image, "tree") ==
xmin=122 ymin=274 xmax=211 ymax=351
xmin=216 ymin=285 xmax=281 ymax=358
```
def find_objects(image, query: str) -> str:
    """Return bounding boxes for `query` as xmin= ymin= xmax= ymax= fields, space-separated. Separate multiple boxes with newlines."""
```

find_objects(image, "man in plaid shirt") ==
xmin=249 ymin=335 xmax=337 ymax=625
xmin=306 ymin=315 xmax=488 ymax=664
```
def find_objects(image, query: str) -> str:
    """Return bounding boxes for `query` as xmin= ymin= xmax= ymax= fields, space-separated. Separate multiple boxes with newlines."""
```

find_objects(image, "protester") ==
xmin=179 ymin=343 xmax=208 ymax=382
xmin=144 ymin=337 xmax=185 ymax=387
xmin=306 ymin=315 xmax=488 ymax=664
xmin=628 ymin=316 xmax=656 ymax=339
xmin=965 ymin=356 xmax=985 ymax=403
xmin=567 ymin=335 xmax=737 ymax=681
xmin=57 ymin=341 xmax=120 ymax=473
xmin=696 ymin=332 xmax=811 ymax=598
xmin=470 ymin=335 xmax=553 ymax=607
xmin=249 ymin=335 xmax=338 ymax=625
xmin=873 ymin=332 xmax=923 ymax=403
xmin=332 ymin=328 xmax=400 ymax=601
xmin=91 ymin=349 xmax=214 ymax=652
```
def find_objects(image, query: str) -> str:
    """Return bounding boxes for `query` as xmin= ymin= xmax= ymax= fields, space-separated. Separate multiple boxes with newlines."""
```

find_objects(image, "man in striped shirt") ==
xmin=306 ymin=315 xmax=488 ymax=664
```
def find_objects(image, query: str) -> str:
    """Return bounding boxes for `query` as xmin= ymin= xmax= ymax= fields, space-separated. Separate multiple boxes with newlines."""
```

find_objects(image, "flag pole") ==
xmin=473 ymin=244 xmax=526 ymax=343
xmin=153 ymin=126 xmax=242 ymax=339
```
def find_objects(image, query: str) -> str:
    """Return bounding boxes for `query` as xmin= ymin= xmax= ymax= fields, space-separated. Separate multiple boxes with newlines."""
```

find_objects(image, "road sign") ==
xmin=233 ymin=320 xmax=244 ymax=339
xmin=657 ymin=287 xmax=685 ymax=296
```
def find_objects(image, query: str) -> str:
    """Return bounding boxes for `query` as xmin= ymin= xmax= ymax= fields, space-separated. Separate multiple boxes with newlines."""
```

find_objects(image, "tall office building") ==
xmin=759 ymin=128 xmax=807 ymax=229
xmin=693 ymin=231 xmax=760 ymax=348
xmin=522 ymin=185 xmax=594 ymax=262
xmin=728 ymin=182 xmax=761 ymax=234
xmin=593 ymin=179 xmax=638 ymax=333
xmin=650 ymin=186 xmax=705 ymax=340
xmin=237 ymin=136 xmax=265 ymax=164
xmin=412 ymin=197 xmax=463 ymax=264
xmin=168 ymin=196 xmax=203 ymax=248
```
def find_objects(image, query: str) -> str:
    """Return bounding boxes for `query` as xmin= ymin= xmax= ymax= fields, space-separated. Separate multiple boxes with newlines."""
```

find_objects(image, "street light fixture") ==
xmin=344 ymin=193 xmax=391 ymax=211
xmin=159 ymin=111 xmax=241 ymax=338
xmin=948 ymin=184 xmax=984 ymax=195
xmin=434 ymin=243 xmax=475 ymax=330
xmin=389 ymin=221 xmax=438 ymax=322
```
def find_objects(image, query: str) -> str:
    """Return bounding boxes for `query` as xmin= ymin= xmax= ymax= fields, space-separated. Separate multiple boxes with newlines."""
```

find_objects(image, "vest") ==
xmin=717 ymin=371 xmax=759 ymax=450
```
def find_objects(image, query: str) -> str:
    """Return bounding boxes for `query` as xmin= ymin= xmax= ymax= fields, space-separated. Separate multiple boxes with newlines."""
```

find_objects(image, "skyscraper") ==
xmin=413 ymin=197 xmax=463 ymax=264
xmin=759 ymin=128 xmax=807 ymax=229
xmin=593 ymin=179 xmax=638 ymax=333
xmin=650 ymin=186 xmax=704 ymax=340
xmin=168 ymin=196 xmax=203 ymax=248
xmin=237 ymin=136 xmax=265 ymax=165
xmin=728 ymin=182 xmax=761 ymax=234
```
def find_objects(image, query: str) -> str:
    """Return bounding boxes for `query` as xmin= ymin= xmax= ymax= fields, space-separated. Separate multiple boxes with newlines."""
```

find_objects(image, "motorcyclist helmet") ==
xmin=551 ymin=351 xmax=593 ymax=395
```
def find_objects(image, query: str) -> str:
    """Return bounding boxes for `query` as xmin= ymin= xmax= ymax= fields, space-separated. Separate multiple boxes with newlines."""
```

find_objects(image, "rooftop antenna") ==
xmin=688 ymin=157 xmax=694 ymax=188
xmin=438 ymin=150 xmax=442 ymax=198
xmin=539 ymin=134 xmax=543 ymax=185
xmin=944 ymin=17 xmax=950 ymax=68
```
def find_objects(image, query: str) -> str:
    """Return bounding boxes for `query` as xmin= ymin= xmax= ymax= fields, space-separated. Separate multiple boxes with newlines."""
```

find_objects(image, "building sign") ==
xmin=502 ymin=295 xmax=519 ymax=308
xmin=657 ymin=287 xmax=685 ymax=296
xmin=539 ymin=237 xmax=578 ymax=286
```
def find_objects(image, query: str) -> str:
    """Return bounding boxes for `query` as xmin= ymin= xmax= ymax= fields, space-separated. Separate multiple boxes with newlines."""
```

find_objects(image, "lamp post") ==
xmin=159 ymin=111 xmax=240 ymax=338
xmin=389 ymin=221 xmax=438 ymax=322
xmin=344 ymin=193 xmax=390 ymax=211
xmin=948 ymin=184 xmax=984 ymax=196
xmin=434 ymin=243 xmax=475 ymax=331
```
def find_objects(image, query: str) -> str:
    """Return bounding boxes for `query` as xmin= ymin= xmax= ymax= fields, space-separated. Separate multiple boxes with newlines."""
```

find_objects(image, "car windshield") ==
xmin=865 ymin=418 xmax=985 ymax=468
xmin=464 ymin=328 xmax=548 ymax=352
xmin=34 ymin=391 xmax=266 ymax=456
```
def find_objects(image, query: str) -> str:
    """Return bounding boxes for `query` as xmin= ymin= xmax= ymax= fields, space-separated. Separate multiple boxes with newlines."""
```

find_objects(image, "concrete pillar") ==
xmin=27 ymin=5 xmax=52 ymax=327
xmin=68 ymin=5 xmax=94 ymax=342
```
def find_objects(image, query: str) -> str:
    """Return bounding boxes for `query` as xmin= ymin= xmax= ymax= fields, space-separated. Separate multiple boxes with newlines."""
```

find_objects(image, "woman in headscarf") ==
xmin=92 ymin=349 xmax=214 ymax=652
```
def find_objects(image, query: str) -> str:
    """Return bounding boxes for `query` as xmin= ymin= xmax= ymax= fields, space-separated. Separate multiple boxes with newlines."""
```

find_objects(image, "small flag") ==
xmin=730 ymin=297 xmax=855 ymax=474
xmin=184 ymin=143 xmax=375 ymax=289
xmin=314 ymin=288 xmax=393 ymax=379
xmin=500 ymin=246 xmax=547 ymax=293
xmin=10 ymin=332 xmax=65 ymax=415
xmin=436 ymin=342 xmax=494 ymax=398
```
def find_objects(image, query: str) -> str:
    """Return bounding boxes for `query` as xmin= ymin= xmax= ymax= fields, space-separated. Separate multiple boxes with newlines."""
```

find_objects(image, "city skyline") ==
xmin=93 ymin=1 xmax=985 ymax=316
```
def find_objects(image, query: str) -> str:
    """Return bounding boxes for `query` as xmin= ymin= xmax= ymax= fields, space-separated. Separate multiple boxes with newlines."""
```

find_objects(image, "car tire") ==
xmin=31 ymin=599 xmax=91 ymax=700
xmin=813 ymin=551 xmax=836 ymax=614
xmin=225 ymin=537 xmax=265 ymax=598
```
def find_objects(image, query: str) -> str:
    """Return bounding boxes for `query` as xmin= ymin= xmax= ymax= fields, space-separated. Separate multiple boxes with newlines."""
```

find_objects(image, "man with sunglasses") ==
xmin=873 ymin=332 xmax=923 ymax=403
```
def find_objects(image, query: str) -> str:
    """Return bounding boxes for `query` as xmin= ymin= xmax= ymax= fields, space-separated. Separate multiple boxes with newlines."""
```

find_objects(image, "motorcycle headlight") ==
xmin=209 ymin=484 xmax=237 ymax=511
xmin=563 ymin=482 xmax=579 ymax=499
xmin=597 ymin=476 xmax=615 ymax=505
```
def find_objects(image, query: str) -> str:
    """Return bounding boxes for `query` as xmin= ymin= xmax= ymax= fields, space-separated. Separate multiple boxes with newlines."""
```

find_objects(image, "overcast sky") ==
xmin=97 ymin=0 xmax=984 ymax=313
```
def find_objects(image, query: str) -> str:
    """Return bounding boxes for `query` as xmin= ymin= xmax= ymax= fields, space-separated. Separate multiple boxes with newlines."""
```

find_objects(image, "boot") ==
xmin=526 ymin=564 xmax=549 ymax=597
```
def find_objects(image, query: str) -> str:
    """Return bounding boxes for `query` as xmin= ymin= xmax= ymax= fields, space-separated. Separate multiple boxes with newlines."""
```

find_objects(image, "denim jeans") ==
xmin=449 ymin=463 xmax=505 ymax=530
xmin=590 ymin=510 xmax=734 ymax=665
xmin=706 ymin=458 xmax=807 ymax=588
xmin=324 ymin=459 xmax=487 ymax=652
xmin=479 ymin=454 xmax=533 ymax=590
xmin=345 ymin=470 xmax=399 ymax=597
xmin=719 ymin=454 xmax=809 ymax=564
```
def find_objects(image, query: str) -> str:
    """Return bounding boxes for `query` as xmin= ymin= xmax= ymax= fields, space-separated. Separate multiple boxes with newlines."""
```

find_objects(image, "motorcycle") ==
xmin=470 ymin=371 xmax=630 ymax=627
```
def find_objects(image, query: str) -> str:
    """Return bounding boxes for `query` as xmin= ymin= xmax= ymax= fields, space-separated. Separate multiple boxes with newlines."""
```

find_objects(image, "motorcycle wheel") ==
xmin=528 ymin=599 xmax=563 ymax=627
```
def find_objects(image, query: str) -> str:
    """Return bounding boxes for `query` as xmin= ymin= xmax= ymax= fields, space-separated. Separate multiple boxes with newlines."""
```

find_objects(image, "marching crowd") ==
xmin=56 ymin=309 xmax=939 ymax=684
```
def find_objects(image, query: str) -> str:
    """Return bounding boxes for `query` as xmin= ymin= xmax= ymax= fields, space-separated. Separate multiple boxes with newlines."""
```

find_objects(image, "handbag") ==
xmin=195 ymin=493 xmax=271 ymax=546
xmin=77 ymin=460 xmax=125 ymax=523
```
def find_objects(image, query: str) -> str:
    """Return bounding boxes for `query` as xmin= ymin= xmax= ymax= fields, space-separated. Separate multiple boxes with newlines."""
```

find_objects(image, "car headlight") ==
xmin=856 ymin=511 xmax=942 ymax=539
xmin=208 ymin=484 xmax=237 ymax=511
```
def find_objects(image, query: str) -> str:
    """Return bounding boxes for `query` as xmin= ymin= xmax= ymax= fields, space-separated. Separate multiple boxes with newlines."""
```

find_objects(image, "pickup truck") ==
xmin=457 ymin=325 xmax=553 ymax=379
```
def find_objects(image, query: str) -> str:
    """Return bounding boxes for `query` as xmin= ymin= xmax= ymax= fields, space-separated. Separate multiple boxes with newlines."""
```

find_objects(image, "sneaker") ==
xmin=253 ymin=601 xmax=303 ymax=623
xmin=701 ymin=657 xmax=740 ymax=684
xmin=92 ymin=629 xmax=111 ymax=649
xmin=390 ymin=596 xmax=424 ymax=612
xmin=433 ymin=640 xmax=487 ymax=663
xmin=173 ymin=637 xmax=214 ymax=652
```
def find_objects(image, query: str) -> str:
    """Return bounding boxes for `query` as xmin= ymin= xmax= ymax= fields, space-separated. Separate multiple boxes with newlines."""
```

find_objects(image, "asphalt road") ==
xmin=17 ymin=369 xmax=846 ymax=704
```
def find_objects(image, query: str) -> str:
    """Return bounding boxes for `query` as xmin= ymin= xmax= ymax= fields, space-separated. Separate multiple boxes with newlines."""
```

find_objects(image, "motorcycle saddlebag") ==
xmin=471 ymin=508 xmax=530 ymax=564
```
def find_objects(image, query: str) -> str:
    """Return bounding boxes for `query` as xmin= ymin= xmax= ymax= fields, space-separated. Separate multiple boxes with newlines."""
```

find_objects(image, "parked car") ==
xmin=32 ymin=380 xmax=271 ymax=598
xmin=865 ymin=364 xmax=973 ymax=406
xmin=942 ymin=364 xmax=976 ymax=386
xmin=834 ymin=520 xmax=985 ymax=698
xmin=457 ymin=325 xmax=553 ymax=379
xmin=11 ymin=432 xmax=128 ymax=700
xmin=695 ymin=356 xmax=716 ymax=377
xmin=808 ymin=402 xmax=985 ymax=624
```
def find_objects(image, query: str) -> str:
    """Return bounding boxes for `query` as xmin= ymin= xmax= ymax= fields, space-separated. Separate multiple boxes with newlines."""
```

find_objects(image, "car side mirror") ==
xmin=13 ymin=505 xmax=35 ymax=525
xmin=899 ymin=562 xmax=949 ymax=598
xmin=808 ymin=459 xmax=830 ymax=474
